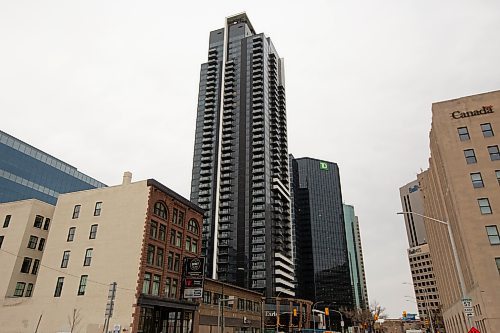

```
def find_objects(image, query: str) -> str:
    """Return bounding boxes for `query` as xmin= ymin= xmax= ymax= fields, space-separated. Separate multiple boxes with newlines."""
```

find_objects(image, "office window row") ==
xmin=13 ymin=282 xmax=33 ymax=297
xmin=470 ymin=171 xmax=500 ymax=188
xmin=59 ymin=248 xmax=93 ymax=268
xmin=20 ymin=257 xmax=40 ymax=274
xmin=464 ymin=146 xmax=500 ymax=164
xmin=142 ymin=272 xmax=178 ymax=298
xmin=66 ymin=224 xmax=98 ymax=241
xmin=201 ymin=291 xmax=261 ymax=312
xmin=457 ymin=123 xmax=494 ymax=141
xmin=72 ymin=202 xmax=103 ymax=219
xmin=53 ymin=275 xmax=88 ymax=297
xmin=27 ymin=236 xmax=45 ymax=251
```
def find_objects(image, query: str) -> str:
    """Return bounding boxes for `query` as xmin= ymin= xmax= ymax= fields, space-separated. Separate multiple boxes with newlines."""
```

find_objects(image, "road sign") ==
xmin=183 ymin=287 xmax=203 ymax=298
xmin=462 ymin=298 xmax=473 ymax=308
xmin=468 ymin=327 xmax=480 ymax=333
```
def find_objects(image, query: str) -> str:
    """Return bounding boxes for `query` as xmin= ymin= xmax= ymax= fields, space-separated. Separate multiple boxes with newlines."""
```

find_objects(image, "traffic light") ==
xmin=425 ymin=319 xmax=429 ymax=327
xmin=403 ymin=311 xmax=407 ymax=318
xmin=374 ymin=314 xmax=378 ymax=321
xmin=293 ymin=308 xmax=297 ymax=317
xmin=325 ymin=307 xmax=329 ymax=316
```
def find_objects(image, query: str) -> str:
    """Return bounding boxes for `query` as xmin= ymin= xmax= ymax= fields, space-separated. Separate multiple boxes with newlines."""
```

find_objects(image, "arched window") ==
xmin=153 ymin=202 xmax=168 ymax=220
xmin=188 ymin=219 xmax=199 ymax=235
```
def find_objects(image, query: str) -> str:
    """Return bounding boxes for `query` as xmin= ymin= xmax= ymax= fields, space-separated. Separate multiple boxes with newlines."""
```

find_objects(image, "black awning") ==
xmin=138 ymin=294 xmax=199 ymax=311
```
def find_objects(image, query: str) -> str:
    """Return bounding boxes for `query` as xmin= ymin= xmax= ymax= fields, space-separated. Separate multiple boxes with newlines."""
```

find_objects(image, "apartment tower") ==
xmin=190 ymin=13 xmax=294 ymax=297
xmin=418 ymin=91 xmax=500 ymax=333
xmin=290 ymin=156 xmax=353 ymax=310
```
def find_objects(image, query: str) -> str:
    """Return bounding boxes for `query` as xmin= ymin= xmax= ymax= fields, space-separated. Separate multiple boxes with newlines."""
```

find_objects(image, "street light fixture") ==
xmin=218 ymin=296 xmax=235 ymax=333
xmin=397 ymin=211 xmax=470 ymax=329
xmin=312 ymin=301 xmax=325 ymax=333
xmin=403 ymin=283 xmax=434 ymax=333
xmin=325 ymin=304 xmax=344 ymax=333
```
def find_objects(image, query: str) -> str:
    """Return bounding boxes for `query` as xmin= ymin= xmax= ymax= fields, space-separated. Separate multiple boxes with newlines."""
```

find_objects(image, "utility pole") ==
xmin=104 ymin=282 xmax=117 ymax=333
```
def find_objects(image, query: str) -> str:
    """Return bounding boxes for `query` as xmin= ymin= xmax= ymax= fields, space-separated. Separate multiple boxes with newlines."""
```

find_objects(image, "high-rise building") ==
xmin=0 ymin=130 xmax=106 ymax=205
xmin=399 ymin=179 xmax=443 ymax=328
xmin=399 ymin=179 xmax=427 ymax=248
xmin=290 ymin=156 xmax=353 ymax=310
xmin=190 ymin=13 xmax=294 ymax=297
xmin=417 ymin=91 xmax=500 ymax=333
xmin=343 ymin=204 xmax=369 ymax=310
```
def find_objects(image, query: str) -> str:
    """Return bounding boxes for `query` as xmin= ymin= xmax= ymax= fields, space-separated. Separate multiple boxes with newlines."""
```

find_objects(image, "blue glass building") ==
xmin=0 ymin=130 xmax=106 ymax=205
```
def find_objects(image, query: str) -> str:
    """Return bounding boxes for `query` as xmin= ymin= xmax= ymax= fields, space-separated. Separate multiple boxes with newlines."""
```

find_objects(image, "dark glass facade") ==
xmin=190 ymin=13 xmax=294 ymax=297
xmin=290 ymin=156 xmax=354 ymax=310
xmin=0 ymin=130 xmax=106 ymax=205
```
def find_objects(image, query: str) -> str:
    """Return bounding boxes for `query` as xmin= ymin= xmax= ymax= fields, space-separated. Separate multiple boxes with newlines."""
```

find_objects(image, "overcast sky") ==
xmin=2 ymin=0 xmax=500 ymax=317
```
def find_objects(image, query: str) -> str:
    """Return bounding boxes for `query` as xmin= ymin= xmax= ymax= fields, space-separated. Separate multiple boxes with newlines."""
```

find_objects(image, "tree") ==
xmin=342 ymin=301 xmax=387 ymax=333
xmin=68 ymin=308 xmax=82 ymax=333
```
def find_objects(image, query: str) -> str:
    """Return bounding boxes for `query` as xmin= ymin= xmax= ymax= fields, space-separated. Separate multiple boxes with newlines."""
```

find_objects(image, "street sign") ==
xmin=468 ymin=327 xmax=480 ymax=333
xmin=462 ymin=298 xmax=473 ymax=308
xmin=183 ymin=287 xmax=203 ymax=298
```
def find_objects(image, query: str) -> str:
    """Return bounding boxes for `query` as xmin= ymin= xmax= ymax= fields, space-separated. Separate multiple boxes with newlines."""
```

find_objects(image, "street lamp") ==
xmin=312 ymin=301 xmax=325 ymax=333
xmin=403 ymin=285 xmax=434 ymax=333
xmin=325 ymin=304 xmax=344 ymax=333
xmin=397 ymin=211 xmax=470 ymax=329
xmin=218 ymin=296 xmax=235 ymax=333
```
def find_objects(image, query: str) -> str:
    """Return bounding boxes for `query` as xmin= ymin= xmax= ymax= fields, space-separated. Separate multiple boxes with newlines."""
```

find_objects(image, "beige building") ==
xmin=418 ymin=90 xmax=500 ymax=333
xmin=0 ymin=173 xmax=204 ymax=333
xmin=407 ymin=244 xmax=443 ymax=330
xmin=0 ymin=199 xmax=54 ymax=299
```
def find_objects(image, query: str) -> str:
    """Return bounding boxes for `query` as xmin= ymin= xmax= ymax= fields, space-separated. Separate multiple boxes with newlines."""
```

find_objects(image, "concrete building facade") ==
xmin=190 ymin=13 xmax=294 ymax=297
xmin=418 ymin=91 xmax=500 ymax=333
xmin=0 ymin=174 xmax=204 ymax=333
xmin=0 ymin=129 xmax=105 ymax=205
xmin=399 ymin=179 xmax=427 ymax=247
xmin=0 ymin=199 xmax=54 ymax=299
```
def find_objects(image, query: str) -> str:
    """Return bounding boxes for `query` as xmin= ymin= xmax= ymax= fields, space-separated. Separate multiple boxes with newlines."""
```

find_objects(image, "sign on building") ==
xmin=182 ymin=257 xmax=205 ymax=299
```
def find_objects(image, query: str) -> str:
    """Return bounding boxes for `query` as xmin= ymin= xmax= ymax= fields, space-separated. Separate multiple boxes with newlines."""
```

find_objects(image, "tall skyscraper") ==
xmin=190 ymin=13 xmax=294 ymax=296
xmin=399 ymin=179 xmax=427 ymax=248
xmin=343 ymin=204 xmax=369 ymax=310
xmin=290 ymin=156 xmax=353 ymax=309
xmin=417 ymin=91 xmax=500 ymax=333
xmin=0 ymin=130 xmax=106 ymax=205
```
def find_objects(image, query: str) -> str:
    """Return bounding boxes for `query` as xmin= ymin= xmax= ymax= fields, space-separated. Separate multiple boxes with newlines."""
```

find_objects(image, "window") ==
xmin=171 ymin=279 xmax=178 ymax=298
xmin=159 ymin=224 xmax=166 ymax=241
xmin=152 ymin=275 xmax=161 ymax=296
xmin=246 ymin=300 xmax=253 ymax=311
xmin=43 ymin=218 xmax=50 ymax=230
xmin=38 ymin=238 xmax=45 ymax=251
xmin=67 ymin=227 xmax=76 ymax=241
xmin=54 ymin=277 xmax=64 ymax=297
xmin=188 ymin=219 xmax=199 ymax=234
xmin=25 ymin=283 xmax=33 ymax=297
xmin=170 ymin=230 xmax=176 ymax=245
xmin=89 ymin=224 xmax=98 ymax=239
xmin=496 ymin=170 xmax=500 ymax=185
xmin=84 ymin=248 xmax=93 ymax=266
xmin=142 ymin=273 xmax=151 ymax=294
xmin=94 ymin=202 xmax=102 ymax=216
xmin=147 ymin=245 xmax=155 ymax=265
xmin=167 ymin=252 xmax=174 ymax=270
xmin=150 ymin=221 xmax=158 ymax=239
xmin=154 ymin=202 xmax=167 ymax=219
xmin=72 ymin=205 xmax=81 ymax=219
xmin=457 ymin=127 xmax=470 ymax=141
xmin=14 ymin=282 xmax=26 ymax=297
xmin=185 ymin=236 xmax=191 ymax=251
xmin=478 ymin=198 xmax=492 ymax=214
xmin=238 ymin=298 xmax=245 ymax=310
xmin=464 ymin=149 xmax=477 ymax=164
xmin=203 ymin=291 xmax=211 ymax=304
xmin=164 ymin=277 xmax=171 ymax=297
xmin=27 ymin=236 xmax=38 ymax=249
xmin=156 ymin=248 xmax=164 ymax=267
xmin=496 ymin=258 xmax=500 ymax=274
xmin=78 ymin=275 xmax=88 ymax=295
xmin=61 ymin=250 xmax=71 ymax=268
xmin=172 ymin=208 xmax=178 ymax=225
xmin=21 ymin=257 xmax=32 ymax=273
xmin=0 ymin=235 xmax=4 ymax=249
xmin=176 ymin=232 xmax=182 ymax=247
xmin=174 ymin=253 xmax=180 ymax=272
xmin=470 ymin=173 xmax=484 ymax=188
xmin=481 ymin=123 xmax=494 ymax=137
xmin=33 ymin=215 xmax=43 ymax=228
xmin=488 ymin=145 xmax=500 ymax=161
xmin=32 ymin=259 xmax=40 ymax=275
xmin=213 ymin=293 xmax=221 ymax=305
xmin=486 ymin=226 xmax=500 ymax=245
xmin=178 ymin=211 xmax=184 ymax=227
xmin=3 ymin=215 xmax=11 ymax=228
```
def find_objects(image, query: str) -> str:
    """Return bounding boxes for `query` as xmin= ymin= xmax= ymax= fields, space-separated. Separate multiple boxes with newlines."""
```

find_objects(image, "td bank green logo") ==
xmin=319 ymin=162 xmax=328 ymax=170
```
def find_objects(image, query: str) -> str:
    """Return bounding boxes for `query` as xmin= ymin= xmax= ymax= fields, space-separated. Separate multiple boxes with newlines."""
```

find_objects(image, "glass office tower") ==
xmin=190 ymin=13 xmax=294 ymax=297
xmin=290 ymin=156 xmax=354 ymax=309
xmin=0 ymin=130 xmax=106 ymax=205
